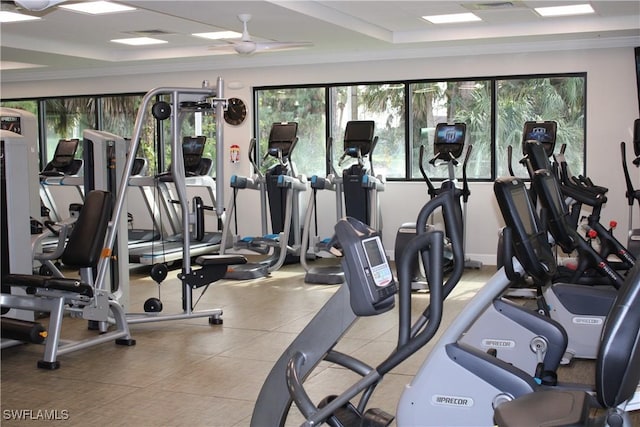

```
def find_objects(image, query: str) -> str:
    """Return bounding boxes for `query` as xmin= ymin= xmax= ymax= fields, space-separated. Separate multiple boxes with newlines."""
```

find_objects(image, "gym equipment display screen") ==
xmin=522 ymin=121 xmax=557 ymax=156
xmin=0 ymin=116 xmax=21 ymax=135
xmin=268 ymin=122 xmax=298 ymax=157
xmin=434 ymin=123 xmax=465 ymax=159
xmin=52 ymin=139 xmax=79 ymax=167
xmin=362 ymin=236 xmax=393 ymax=287
xmin=182 ymin=136 xmax=206 ymax=170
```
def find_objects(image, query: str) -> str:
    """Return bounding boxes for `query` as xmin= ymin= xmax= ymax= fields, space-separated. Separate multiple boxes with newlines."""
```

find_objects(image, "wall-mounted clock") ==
xmin=224 ymin=97 xmax=247 ymax=126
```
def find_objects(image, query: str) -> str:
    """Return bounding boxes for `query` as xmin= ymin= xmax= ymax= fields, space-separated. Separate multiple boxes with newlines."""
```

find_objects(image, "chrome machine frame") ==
xmin=95 ymin=78 xmax=228 ymax=325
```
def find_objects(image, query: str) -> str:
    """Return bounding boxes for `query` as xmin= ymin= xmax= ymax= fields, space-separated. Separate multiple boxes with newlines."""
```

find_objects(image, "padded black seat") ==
xmin=196 ymin=254 xmax=247 ymax=266
xmin=0 ymin=189 xmax=135 ymax=369
xmin=3 ymin=190 xmax=112 ymax=297
xmin=3 ymin=274 xmax=93 ymax=298
xmin=179 ymin=254 xmax=249 ymax=289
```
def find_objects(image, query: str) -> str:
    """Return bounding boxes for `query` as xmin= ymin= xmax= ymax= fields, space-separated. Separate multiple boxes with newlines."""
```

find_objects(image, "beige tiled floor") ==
xmin=2 ymin=262 xmax=638 ymax=426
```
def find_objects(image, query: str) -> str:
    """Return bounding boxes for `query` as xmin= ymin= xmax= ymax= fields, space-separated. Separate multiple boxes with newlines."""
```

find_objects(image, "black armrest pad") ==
xmin=195 ymin=255 xmax=247 ymax=266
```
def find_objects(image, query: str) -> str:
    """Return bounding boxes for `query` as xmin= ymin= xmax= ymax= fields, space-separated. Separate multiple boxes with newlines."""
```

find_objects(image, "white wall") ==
xmin=3 ymin=46 xmax=639 ymax=264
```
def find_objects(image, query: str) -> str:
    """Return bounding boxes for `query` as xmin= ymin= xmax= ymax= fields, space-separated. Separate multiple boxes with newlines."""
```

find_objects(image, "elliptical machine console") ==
xmin=432 ymin=122 xmax=466 ymax=162
xmin=336 ymin=217 xmax=397 ymax=316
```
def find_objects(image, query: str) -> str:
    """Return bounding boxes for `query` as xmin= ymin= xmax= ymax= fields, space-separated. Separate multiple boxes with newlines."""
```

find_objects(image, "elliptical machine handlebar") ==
xmin=461 ymin=145 xmax=473 ymax=203
xmin=419 ymin=145 xmax=438 ymax=199
xmin=405 ymin=189 xmax=465 ymax=339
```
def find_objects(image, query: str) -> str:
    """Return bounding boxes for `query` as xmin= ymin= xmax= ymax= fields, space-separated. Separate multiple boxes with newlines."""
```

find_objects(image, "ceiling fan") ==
xmin=210 ymin=14 xmax=312 ymax=55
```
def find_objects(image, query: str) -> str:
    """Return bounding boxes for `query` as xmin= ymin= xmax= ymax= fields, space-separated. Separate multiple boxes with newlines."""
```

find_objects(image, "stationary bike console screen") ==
xmin=433 ymin=122 xmax=466 ymax=160
xmin=522 ymin=121 xmax=557 ymax=157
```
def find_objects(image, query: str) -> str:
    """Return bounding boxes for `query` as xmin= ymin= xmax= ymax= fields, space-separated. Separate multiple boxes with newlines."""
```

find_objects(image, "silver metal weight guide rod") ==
xmin=95 ymin=77 xmax=228 ymax=324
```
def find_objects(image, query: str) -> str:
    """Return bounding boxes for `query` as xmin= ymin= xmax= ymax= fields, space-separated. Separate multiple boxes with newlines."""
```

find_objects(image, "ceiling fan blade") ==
xmin=253 ymin=41 xmax=313 ymax=53
xmin=208 ymin=13 xmax=313 ymax=56
xmin=207 ymin=44 xmax=240 ymax=55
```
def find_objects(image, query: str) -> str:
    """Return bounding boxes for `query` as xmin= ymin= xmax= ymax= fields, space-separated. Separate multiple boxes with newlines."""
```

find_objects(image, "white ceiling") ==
xmin=1 ymin=0 xmax=639 ymax=83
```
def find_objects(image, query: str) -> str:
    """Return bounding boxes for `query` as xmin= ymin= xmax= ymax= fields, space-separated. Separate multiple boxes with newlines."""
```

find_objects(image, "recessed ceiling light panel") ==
xmin=111 ymin=37 xmax=167 ymax=46
xmin=59 ymin=1 xmax=136 ymax=15
xmin=422 ymin=13 xmax=482 ymax=24
xmin=534 ymin=4 xmax=595 ymax=17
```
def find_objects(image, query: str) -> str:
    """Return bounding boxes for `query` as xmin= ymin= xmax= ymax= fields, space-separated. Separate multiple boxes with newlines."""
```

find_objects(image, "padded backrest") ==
xmin=61 ymin=190 xmax=113 ymax=268
xmin=344 ymin=120 xmax=375 ymax=156
xmin=596 ymin=263 xmax=640 ymax=408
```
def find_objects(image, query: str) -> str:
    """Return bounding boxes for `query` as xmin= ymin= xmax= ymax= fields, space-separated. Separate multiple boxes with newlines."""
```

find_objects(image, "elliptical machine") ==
xmin=394 ymin=122 xmax=477 ymax=290
xmin=300 ymin=120 xmax=384 ymax=285
xmin=251 ymin=185 xmax=462 ymax=427
xmin=220 ymin=122 xmax=308 ymax=279
xmin=338 ymin=120 xmax=385 ymax=230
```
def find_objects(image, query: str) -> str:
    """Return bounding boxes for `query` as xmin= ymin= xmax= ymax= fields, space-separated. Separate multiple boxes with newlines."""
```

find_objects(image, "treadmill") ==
xmin=39 ymin=138 xmax=84 ymax=222
xmin=128 ymin=136 xmax=222 ymax=265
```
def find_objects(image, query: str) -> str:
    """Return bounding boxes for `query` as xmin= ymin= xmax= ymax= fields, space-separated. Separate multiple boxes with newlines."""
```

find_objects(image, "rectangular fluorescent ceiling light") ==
xmin=535 ymin=4 xmax=594 ymax=17
xmin=422 ymin=13 xmax=481 ymax=24
xmin=59 ymin=1 xmax=135 ymax=15
xmin=192 ymin=31 xmax=242 ymax=40
xmin=111 ymin=37 xmax=168 ymax=46
xmin=0 ymin=11 xmax=41 ymax=23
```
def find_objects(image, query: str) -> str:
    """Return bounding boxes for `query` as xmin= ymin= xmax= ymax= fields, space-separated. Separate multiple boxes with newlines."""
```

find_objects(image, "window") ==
xmin=3 ymin=73 xmax=586 ymax=183
xmin=101 ymin=94 xmax=159 ymax=175
xmin=255 ymin=86 xmax=326 ymax=177
xmin=410 ymin=80 xmax=492 ymax=179
xmin=496 ymin=75 xmax=585 ymax=178
xmin=43 ymin=96 xmax=96 ymax=164
xmin=330 ymin=84 xmax=406 ymax=178
xmin=256 ymin=73 xmax=585 ymax=181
